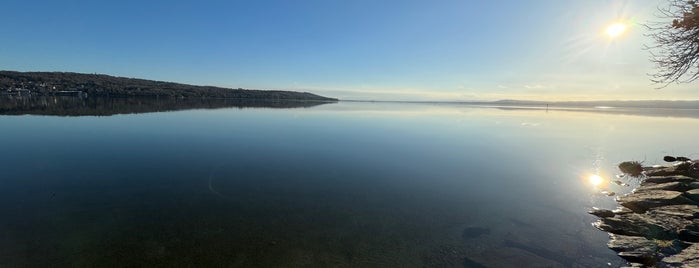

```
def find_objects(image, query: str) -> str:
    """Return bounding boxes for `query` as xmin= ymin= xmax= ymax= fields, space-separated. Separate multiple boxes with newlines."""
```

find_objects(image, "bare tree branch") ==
xmin=646 ymin=0 xmax=699 ymax=87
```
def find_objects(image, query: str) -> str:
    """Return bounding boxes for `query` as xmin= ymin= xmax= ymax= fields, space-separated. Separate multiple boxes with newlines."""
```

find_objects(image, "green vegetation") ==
xmin=0 ymin=71 xmax=337 ymax=101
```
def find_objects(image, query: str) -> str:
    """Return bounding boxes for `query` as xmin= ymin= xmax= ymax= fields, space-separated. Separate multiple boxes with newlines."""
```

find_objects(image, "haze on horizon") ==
xmin=1 ymin=0 xmax=696 ymax=101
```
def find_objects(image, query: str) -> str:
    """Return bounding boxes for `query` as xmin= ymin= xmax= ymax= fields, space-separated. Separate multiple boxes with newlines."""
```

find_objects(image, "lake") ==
xmin=1 ymin=98 xmax=697 ymax=267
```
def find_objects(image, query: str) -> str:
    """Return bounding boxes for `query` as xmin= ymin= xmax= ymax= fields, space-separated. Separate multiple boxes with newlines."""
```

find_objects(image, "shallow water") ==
xmin=1 ymin=100 xmax=697 ymax=267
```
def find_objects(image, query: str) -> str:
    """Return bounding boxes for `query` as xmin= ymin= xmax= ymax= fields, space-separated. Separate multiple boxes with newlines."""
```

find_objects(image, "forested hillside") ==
xmin=0 ymin=71 xmax=337 ymax=101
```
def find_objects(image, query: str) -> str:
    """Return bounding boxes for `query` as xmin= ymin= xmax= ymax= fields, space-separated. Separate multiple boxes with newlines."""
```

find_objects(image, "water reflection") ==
xmin=1 ymin=101 xmax=698 ymax=267
xmin=0 ymin=95 xmax=335 ymax=116
xmin=589 ymin=174 xmax=604 ymax=186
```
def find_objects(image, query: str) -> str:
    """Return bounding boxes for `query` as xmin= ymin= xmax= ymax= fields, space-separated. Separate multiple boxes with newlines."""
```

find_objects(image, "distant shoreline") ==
xmin=337 ymin=99 xmax=699 ymax=120
xmin=339 ymin=99 xmax=699 ymax=110
xmin=0 ymin=71 xmax=338 ymax=101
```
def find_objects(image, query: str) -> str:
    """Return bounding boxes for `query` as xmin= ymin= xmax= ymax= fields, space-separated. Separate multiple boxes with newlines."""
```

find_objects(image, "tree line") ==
xmin=0 ymin=71 xmax=337 ymax=101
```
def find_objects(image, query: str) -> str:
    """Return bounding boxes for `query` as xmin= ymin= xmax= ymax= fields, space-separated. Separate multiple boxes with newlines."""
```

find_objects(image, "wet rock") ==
xmin=660 ymin=243 xmax=699 ymax=267
xmin=607 ymin=234 xmax=659 ymax=265
xmin=613 ymin=207 xmax=634 ymax=215
xmin=602 ymin=190 xmax=616 ymax=196
xmin=588 ymin=207 xmax=615 ymax=218
xmin=617 ymin=190 xmax=697 ymax=213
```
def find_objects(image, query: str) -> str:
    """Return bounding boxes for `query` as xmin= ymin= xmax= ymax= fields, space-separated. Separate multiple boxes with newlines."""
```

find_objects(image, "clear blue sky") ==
xmin=1 ymin=0 xmax=695 ymax=100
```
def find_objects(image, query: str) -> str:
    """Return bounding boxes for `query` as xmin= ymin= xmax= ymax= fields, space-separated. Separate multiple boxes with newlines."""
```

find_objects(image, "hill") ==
xmin=0 ymin=71 xmax=337 ymax=101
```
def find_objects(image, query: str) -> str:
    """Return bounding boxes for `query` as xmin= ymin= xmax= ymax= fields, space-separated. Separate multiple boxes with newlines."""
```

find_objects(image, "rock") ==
xmin=637 ymin=181 xmax=689 ymax=192
xmin=588 ymin=207 xmax=615 ymax=218
xmin=643 ymin=176 xmax=676 ymax=184
xmin=607 ymin=234 xmax=659 ymax=265
xmin=645 ymin=167 xmax=678 ymax=177
xmin=647 ymin=205 xmax=699 ymax=220
xmin=613 ymin=207 xmax=634 ymax=215
xmin=661 ymin=243 xmax=699 ymax=267
xmin=644 ymin=176 xmax=698 ymax=184
xmin=602 ymin=190 xmax=616 ymax=196
xmin=595 ymin=159 xmax=699 ymax=267
xmin=665 ymin=156 xmax=678 ymax=162
xmin=594 ymin=212 xmax=675 ymax=239
xmin=617 ymin=190 xmax=697 ymax=213
xmin=685 ymin=189 xmax=699 ymax=203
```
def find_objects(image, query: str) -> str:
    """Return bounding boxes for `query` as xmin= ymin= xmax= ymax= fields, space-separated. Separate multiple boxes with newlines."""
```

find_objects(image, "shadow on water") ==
xmin=0 ymin=95 xmax=335 ymax=116
xmin=502 ymin=239 xmax=576 ymax=267
xmin=462 ymin=257 xmax=488 ymax=268
xmin=461 ymin=226 xmax=491 ymax=239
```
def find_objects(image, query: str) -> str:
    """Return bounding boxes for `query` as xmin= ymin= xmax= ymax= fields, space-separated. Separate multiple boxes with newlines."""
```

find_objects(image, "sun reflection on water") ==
xmin=589 ymin=174 xmax=604 ymax=186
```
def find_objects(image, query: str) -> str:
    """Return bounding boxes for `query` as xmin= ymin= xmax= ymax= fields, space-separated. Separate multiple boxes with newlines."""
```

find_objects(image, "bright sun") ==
xmin=589 ymin=175 xmax=604 ymax=186
xmin=605 ymin=22 xmax=628 ymax=38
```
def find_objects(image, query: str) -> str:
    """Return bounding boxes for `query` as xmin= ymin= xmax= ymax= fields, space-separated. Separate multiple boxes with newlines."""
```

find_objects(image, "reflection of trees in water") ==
xmin=0 ymin=96 xmax=335 ymax=116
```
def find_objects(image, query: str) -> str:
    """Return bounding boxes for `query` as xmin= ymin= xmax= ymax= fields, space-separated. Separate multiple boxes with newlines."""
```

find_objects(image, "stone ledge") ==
xmin=590 ymin=159 xmax=699 ymax=267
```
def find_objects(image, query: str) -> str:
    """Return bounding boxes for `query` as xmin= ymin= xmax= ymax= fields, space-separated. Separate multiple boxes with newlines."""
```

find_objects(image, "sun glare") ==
xmin=589 ymin=174 xmax=604 ymax=186
xmin=605 ymin=22 xmax=627 ymax=38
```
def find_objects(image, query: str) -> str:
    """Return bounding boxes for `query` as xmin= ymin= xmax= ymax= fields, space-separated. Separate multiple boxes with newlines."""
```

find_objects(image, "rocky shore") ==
xmin=590 ymin=158 xmax=699 ymax=267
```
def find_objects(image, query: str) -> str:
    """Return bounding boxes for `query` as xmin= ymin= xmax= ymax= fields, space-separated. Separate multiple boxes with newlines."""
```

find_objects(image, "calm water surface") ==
xmin=1 ymin=101 xmax=697 ymax=267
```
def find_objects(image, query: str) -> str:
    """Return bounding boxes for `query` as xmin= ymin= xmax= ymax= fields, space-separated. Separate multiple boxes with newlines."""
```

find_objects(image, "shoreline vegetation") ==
xmin=590 ymin=158 xmax=699 ymax=267
xmin=0 ymin=71 xmax=337 ymax=101
xmin=0 ymin=96 xmax=334 ymax=116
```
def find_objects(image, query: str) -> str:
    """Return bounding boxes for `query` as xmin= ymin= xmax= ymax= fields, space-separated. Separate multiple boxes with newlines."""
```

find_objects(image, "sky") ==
xmin=1 ymin=0 xmax=696 ymax=101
